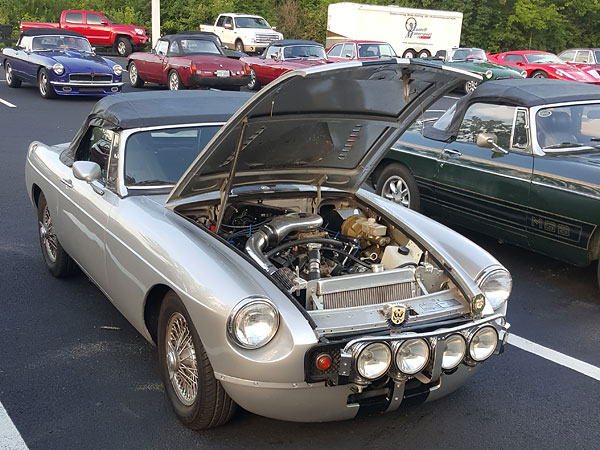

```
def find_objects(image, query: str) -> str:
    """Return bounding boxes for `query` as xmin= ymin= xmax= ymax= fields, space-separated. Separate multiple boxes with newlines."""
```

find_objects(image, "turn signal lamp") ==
xmin=316 ymin=354 xmax=332 ymax=371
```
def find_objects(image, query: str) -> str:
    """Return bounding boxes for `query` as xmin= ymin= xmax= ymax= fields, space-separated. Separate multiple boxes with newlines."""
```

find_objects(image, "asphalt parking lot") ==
xmin=1 ymin=58 xmax=599 ymax=450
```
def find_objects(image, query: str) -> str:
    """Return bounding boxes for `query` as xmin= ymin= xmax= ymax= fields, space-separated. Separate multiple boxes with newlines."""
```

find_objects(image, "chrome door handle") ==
xmin=443 ymin=148 xmax=462 ymax=157
xmin=60 ymin=178 xmax=73 ymax=188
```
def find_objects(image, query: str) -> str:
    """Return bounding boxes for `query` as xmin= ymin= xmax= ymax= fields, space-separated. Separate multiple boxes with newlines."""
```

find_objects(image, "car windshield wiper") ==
xmin=542 ymin=142 xmax=584 ymax=149
xmin=130 ymin=179 xmax=174 ymax=187
xmin=590 ymin=137 xmax=600 ymax=142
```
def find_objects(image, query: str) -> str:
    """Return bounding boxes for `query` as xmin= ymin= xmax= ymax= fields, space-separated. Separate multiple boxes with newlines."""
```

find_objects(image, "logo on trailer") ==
xmin=405 ymin=18 xmax=417 ymax=38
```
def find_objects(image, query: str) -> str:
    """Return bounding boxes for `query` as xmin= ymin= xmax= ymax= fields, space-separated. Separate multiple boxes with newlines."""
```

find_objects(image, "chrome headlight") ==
xmin=485 ymin=70 xmax=493 ymax=79
xmin=227 ymin=297 xmax=279 ymax=349
xmin=52 ymin=63 xmax=64 ymax=75
xmin=356 ymin=342 xmax=391 ymax=379
xmin=469 ymin=326 xmax=498 ymax=361
xmin=395 ymin=339 xmax=429 ymax=375
xmin=442 ymin=334 xmax=466 ymax=369
xmin=113 ymin=64 xmax=123 ymax=76
xmin=135 ymin=28 xmax=144 ymax=35
xmin=478 ymin=268 xmax=512 ymax=310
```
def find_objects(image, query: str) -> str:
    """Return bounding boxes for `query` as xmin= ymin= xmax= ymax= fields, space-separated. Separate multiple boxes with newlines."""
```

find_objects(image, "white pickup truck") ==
xmin=200 ymin=13 xmax=283 ymax=54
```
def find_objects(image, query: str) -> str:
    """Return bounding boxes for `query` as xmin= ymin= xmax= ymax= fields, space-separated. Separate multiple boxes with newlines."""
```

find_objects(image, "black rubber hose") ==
xmin=321 ymin=247 xmax=372 ymax=268
xmin=265 ymin=238 xmax=343 ymax=258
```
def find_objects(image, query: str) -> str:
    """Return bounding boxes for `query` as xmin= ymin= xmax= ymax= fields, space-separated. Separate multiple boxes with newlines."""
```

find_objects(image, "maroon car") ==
xmin=326 ymin=40 xmax=397 ymax=63
xmin=558 ymin=48 xmax=600 ymax=73
xmin=241 ymin=40 xmax=329 ymax=90
xmin=127 ymin=34 xmax=251 ymax=91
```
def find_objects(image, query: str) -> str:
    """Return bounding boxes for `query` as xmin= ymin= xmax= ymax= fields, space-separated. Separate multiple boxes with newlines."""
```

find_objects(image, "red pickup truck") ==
xmin=20 ymin=10 xmax=148 ymax=56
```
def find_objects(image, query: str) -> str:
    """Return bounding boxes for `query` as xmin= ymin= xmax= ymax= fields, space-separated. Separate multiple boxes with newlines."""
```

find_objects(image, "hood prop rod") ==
xmin=215 ymin=116 xmax=249 ymax=234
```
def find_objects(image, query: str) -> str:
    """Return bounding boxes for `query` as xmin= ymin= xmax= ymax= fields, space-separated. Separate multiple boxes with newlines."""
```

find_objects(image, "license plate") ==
xmin=215 ymin=70 xmax=230 ymax=78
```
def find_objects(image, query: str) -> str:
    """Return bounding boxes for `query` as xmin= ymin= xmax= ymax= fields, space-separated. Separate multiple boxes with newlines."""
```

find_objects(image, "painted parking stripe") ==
xmin=0 ymin=402 xmax=29 ymax=450
xmin=508 ymin=334 xmax=600 ymax=382
xmin=0 ymin=98 xmax=16 ymax=108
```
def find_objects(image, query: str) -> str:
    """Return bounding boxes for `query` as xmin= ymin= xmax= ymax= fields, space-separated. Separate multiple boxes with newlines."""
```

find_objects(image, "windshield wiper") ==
xmin=130 ymin=179 xmax=173 ymax=186
xmin=542 ymin=142 xmax=584 ymax=149
xmin=591 ymin=138 xmax=600 ymax=142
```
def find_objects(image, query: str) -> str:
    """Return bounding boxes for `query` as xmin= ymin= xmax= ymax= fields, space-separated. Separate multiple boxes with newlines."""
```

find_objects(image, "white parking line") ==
xmin=0 ymin=98 xmax=16 ymax=108
xmin=0 ymin=402 xmax=29 ymax=450
xmin=508 ymin=334 xmax=600 ymax=382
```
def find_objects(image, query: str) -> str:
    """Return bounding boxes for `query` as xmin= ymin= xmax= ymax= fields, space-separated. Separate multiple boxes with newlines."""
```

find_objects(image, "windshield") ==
xmin=104 ymin=14 xmax=118 ymax=24
xmin=450 ymin=48 xmax=487 ymax=61
xmin=235 ymin=17 xmax=271 ymax=29
xmin=125 ymin=126 xmax=221 ymax=187
xmin=595 ymin=51 xmax=600 ymax=63
xmin=32 ymin=35 xmax=92 ymax=52
xmin=180 ymin=39 xmax=220 ymax=55
xmin=525 ymin=53 xmax=562 ymax=64
xmin=536 ymin=103 xmax=600 ymax=151
xmin=283 ymin=45 xmax=326 ymax=60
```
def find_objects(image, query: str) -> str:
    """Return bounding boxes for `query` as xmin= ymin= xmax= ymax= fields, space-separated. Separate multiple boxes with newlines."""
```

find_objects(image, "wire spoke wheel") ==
xmin=166 ymin=312 xmax=198 ymax=406
xmin=130 ymin=65 xmax=137 ymax=84
xmin=40 ymin=205 xmax=58 ymax=263
xmin=465 ymin=80 xmax=479 ymax=93
xmin=382 ymin=175 xmax=411 ymax=207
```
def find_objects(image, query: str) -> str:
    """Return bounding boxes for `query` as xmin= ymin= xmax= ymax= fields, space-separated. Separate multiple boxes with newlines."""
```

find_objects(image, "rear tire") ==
xmin=38 ymin=67 xmax=55 ymax=99
xmin=376 ymin=163 xmax=421 ymax=211
xmin=530 ymin=70 xmax=548 ymax=79
xmin=116 ymin=37 xmax=133 ymax=57
xmin=128 ymin=62 xmax=145 ymax=88
xmin=247 ymin=68 xmax=260 ymax=90
xmin=37 ymin=193 xmax=75 ymax=277
xmin=5 ymin=62 xmax=22 ymax=87
xmin=157 ymin=291 xmax=236 ymax=429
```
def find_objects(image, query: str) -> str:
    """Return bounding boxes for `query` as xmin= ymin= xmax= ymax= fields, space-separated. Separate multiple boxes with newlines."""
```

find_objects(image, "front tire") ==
xmin=157 ymin=291 xmax=236 ymax=429
xmin=235 ymin=39 xmax=244 ymax=53
xmin=376 ymin=163 xmax=421 ymax=211
xmin=128 ymin=62 xmax=145 ymax=88
xmin=464 ymin=80 xmax=479 ymax=94
xmin=5 ymin=62 xmax=22 ymax=88
xmin=37 ymin=193 xmax=75 ymax=277
xmin=38 ymin=68 xmax=56 ymax=99
xmin=116 ymin=37 xmax=133 ymax=57
xmin=530 ymin=70 xmax=548 ymax=79
xmin=247 ymin=68 xmax=260 ymax=90
xmin=168 ymin=70 xmax=184 ymax=91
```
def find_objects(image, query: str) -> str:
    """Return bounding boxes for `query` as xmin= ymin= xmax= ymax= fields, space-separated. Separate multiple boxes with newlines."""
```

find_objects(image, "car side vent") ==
xmin=338 ymin=125 xmax=362 ymax=160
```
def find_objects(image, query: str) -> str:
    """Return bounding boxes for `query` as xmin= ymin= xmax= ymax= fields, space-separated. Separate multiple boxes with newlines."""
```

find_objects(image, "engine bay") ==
xmin=181 ymin=195 xmax=456 ymax=311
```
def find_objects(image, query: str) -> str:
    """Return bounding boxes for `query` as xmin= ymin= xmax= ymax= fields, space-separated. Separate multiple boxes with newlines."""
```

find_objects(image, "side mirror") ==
xmin=271 ymin=26 xmax=277 ymax=31
xmin=515 ymin=61 xmax=523 ymax=66
xmin=73 ymin=161 xmax=104 ymax=195
xmin=476 ymin=132 xmax=508 ymax=154
xmin=91 ymin=46 xmax=96 ymax=53
xmin=101 ymin=20 xmax=109 ymax=25
xmin=270 ymin=53 xmax=278 ymax=60
xmin=224 ymin=23 xmax=232 ymax=30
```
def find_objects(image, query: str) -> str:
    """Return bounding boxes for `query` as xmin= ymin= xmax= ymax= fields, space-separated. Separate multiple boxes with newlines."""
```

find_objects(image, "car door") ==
xmin=257 ymin=46 xmax=282 ymax=83
xmin=8 ymin=36 xmax=32 ymax=79
xmin=221 ymin=16 xmax=234 ymax=46
xmin=85 ymin=12 xmax=111 ymax=46
xmin=434 ymin=103 xmax=533 ymax=247
xmin=57 ymin=127 xmax=120 ymax=290
xmin=63 ymin=12 xmax=86 ymax=34
xmin=144 ymin=39 xmax=169 ymax=83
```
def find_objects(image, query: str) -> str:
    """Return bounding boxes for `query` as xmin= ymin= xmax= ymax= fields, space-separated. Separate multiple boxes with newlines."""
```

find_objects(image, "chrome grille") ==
xmin=69 ymin=73 xmax=113 ymax=83
xmin=255 ymin=34 xmax=279 ymax=44
xmin=322 ymin=282 xmax=421 ymax=309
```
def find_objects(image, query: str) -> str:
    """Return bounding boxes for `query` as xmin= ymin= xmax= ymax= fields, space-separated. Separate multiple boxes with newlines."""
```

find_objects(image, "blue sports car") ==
xmin=1 ymin=28 xmax=123 ymax=98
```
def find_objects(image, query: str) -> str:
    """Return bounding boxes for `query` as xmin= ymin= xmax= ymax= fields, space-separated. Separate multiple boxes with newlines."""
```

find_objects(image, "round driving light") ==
xmin=356 ymin=343 xmax=391 ymax=379
xmin=442 ymin=334 xmax=466 ymax=369
xmin=485 ymin=70 xmax=493 ymax=79
xmin=469 ymin=326 xmax=498 ymax=362
xmin=396 ymin=339 xmax=430 ymax=375
xmin=113 ymin=64 xmax=123 ymax=76
xmin=478 ymin=269 xmax=512 ymax=311
xmin=52 ymin=63 xmax=64 ymax=75
xmin=227 ymin=298 xmax=279 ymax=349
xmin=316 ymin=354 xmax=332 ymax=371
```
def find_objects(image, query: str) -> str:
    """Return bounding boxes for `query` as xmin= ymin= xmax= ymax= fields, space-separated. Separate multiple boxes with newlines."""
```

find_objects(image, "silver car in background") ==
xmin=25 ymin=61 xmax=510 ymax=429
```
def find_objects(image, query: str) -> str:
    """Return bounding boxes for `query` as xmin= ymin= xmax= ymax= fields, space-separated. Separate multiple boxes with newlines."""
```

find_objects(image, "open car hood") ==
xmin=167 ymin=59 xmax=479 ymax=204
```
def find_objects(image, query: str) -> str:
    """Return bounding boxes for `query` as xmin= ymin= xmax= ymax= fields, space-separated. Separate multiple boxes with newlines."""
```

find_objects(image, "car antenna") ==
xmin=215 ymin=116 xmax=249 ymax=234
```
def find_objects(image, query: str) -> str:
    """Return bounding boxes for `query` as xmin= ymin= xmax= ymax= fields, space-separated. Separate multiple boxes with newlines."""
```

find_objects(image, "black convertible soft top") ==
xmin=269 ymin=39 xmax=323 ymax=47
xmin=21 ymin=28 xmax=85 ymax=38
xmin=64 ymin=90 xmax=253 ymax=163
xmin=424 ymin=78 xmax=600 ymax=142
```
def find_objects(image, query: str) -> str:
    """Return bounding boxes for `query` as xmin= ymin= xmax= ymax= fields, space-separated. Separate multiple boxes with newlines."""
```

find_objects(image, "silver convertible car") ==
xmin=25 ymin=60 xmax=511 ymax=429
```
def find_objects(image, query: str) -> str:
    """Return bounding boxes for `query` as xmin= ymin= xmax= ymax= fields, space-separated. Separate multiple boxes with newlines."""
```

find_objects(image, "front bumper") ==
xmin=187 ymin=74 xmax=251 ymax=88
xmin=50 ymin=81 xmax=123 ymax=96
xmin=218 ymin=314 xmax=509 ymax=422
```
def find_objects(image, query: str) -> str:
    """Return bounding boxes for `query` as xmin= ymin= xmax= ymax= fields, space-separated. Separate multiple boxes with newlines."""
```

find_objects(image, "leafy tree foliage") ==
xmin=0 ymin=0 xmax=598 ymax=52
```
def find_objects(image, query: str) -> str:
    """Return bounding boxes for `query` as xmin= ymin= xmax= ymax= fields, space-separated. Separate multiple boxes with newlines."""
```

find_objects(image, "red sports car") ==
xmin=127 ymin=34 xmax=251 ymax=91
xmin=326 ymin=40 xmax=396 ymax=62
xmin=487 ymin=50 xmax=600 ymax=84
xmin=241 ymin=40 xmax=329 ymax=90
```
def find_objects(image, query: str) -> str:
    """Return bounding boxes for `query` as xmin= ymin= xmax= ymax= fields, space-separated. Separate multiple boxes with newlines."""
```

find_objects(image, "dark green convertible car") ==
xmin=373 ymin=79 xmax=600 ymax=287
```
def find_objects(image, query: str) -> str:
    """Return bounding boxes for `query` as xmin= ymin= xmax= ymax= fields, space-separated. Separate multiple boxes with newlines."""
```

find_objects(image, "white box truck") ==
xmin=326 ymin=2 xmax=463 ymax=58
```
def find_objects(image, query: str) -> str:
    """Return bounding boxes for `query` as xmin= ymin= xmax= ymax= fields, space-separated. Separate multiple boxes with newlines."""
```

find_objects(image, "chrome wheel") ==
xmin=117 ymin=41 xmax=127 ymax=56
xmin=39 ymin=205 xmax=58 ymax=263
xmin=169 ymin=71 xmax=181 ymax=90
xmin=165 ymin=312 xmax=198 ymax=406
xmin=465 ymin=80 xmax=479 ymax=93
xmin=129 ymin=64 xmax=138 ymax=84
xmin=382 ymin=175 xmax=411 ymax=207
xmin=39 ymin=72 xmax=48 ymax=96
xmin=6 ymin=63 xmax=12 ymax=83
xmin=248 ymin=68 xmax=257 ymax=89
xmin=532 ymin=71 xmax=547 ymax=79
